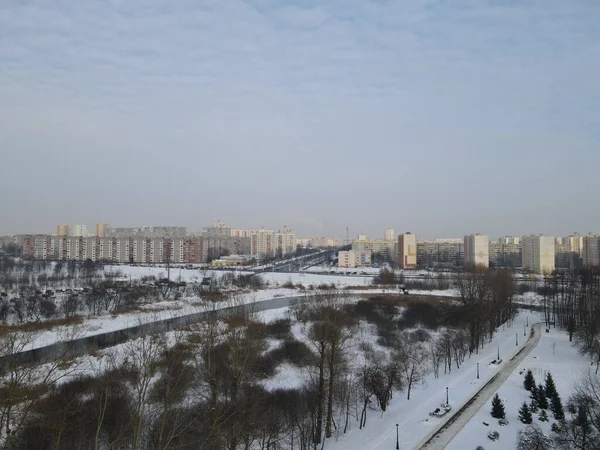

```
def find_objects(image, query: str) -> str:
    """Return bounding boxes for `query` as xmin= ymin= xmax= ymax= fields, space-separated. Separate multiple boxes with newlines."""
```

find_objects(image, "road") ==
xmin=415 ymin=323 xmax=543 ymax=450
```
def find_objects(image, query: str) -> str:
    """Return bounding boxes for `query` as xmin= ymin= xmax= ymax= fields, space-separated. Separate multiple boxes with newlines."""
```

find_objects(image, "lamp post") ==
xmin=516 ymin=333 xmax=518 ymax=346
xmin=477 ymin=363 xmax=480 ymax=379
xmin=524 ymin=324 xmax=527 ymax=336
xmin=497 ymin=345 xmax=500 ymax=360
xmin=396 ymin=423 xmax=399 ymax=450
xmin=526 ymin=316 xmax=529 ymax=327
xmin=446 ymin=387 xmax=449 ymax=405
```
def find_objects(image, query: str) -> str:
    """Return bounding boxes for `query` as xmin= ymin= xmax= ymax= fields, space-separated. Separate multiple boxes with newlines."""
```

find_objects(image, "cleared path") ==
xmin=415 ymin=323 xmax=543 ymax=450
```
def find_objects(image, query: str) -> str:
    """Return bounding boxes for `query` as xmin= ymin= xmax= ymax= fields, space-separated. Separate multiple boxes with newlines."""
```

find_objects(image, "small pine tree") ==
xmin=551 ymin=393 xmax=565 ymax=421
xmin=545 ymin=373 xmax=557 ymax=399
xmin=539 ymin=409 xmax=549 ymax=422
xmin=491 ymin=394 xmax=506 ymax=419
xmin=519 ymin=402 xmax=533 ymax=424
xmin=537 ymin=383 xmax=548 ymax=409
xmin=530 ymin=399 xmax=539 ymax=413
xmin=524 ymin=369 xmax=536 ymax=391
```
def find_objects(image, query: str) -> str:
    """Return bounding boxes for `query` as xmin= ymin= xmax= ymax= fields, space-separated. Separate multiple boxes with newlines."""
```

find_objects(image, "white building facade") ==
xmin=522 ymin=234 xmax=555 ymax=274
xmin=464 ymin=234 xmax=489 ymax=268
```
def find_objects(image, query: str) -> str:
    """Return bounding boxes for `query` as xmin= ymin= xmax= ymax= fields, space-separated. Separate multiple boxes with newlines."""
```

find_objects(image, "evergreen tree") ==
xmin=491 ymin=393 xmax=506 ymax=419
xmin=530 ymin=398 xmax=539 ymax=413
xmin=551 ymin=393 xmax=565 ymax=421
xmin=519 ymin=402 xmax=533 ymax=424
xmin=545 ymin=373 xmax=557 ymax=399
xmin=524 ymin=369 xmax=536 ymax=391
xmin=538 ymin=409 xmax=549 ymax=422
xmin=537 ymin=383 xmax=548 ymax=409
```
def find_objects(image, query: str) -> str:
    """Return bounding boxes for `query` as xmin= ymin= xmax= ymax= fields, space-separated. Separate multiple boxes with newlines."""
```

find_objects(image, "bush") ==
xmin=271 ymin=339 xmax=316 ymax=367
xmin=264 ymin=319 xmax=292 ymax=339
xmin=39 ymin=298 xmax=56 ymax=319
xmin=409 ymin=328 xmax=431 ymax=343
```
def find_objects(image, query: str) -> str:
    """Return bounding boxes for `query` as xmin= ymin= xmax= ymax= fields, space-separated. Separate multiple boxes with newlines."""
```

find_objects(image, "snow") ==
xmin=322 ymin=313 xmax=545 ymax=450
xmin=260 ymin=363 xmax=306 ymax=391
xmin=445 ymin=325 xmax=589 ymax=450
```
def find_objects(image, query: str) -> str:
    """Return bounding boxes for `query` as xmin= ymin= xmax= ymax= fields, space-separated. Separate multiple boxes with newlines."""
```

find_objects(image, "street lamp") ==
xmin=446 ymin=387 xmax=449 ymax=405
xmin=497 ymin=345 xmax=500 ymax=360
xmin=524 ymin=324 xmax=527 ymax=336
xmin=477 ymin=363 xmax=479 ymax=379
xmin=396 ymin=423 xmax=399 ymax=450
xmin=516 ymin=333 xmax=519 ymax=346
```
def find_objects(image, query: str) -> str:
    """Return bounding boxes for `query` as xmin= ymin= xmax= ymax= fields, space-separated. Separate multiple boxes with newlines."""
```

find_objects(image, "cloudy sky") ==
xmin=1 ymin=0 xmax=599 ymax=239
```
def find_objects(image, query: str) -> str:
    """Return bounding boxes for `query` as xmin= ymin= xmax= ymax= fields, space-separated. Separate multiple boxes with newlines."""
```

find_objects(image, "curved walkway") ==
xmin=415 ymin=323 xmax=543 ymax=450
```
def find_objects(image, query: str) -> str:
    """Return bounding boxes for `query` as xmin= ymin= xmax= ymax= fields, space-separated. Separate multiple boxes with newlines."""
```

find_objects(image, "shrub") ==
xmin=264 ymin=319 xmax=292 ymax=339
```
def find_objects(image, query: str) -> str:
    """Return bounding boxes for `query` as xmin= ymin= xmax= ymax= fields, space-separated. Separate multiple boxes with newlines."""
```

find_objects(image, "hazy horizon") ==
xmin=1 ymin=1 xmax=599 ymax=239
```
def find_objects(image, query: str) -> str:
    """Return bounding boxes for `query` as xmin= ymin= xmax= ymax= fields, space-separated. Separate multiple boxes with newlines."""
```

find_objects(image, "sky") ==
xmin=1 ymin=0 xmax=599 ymax=239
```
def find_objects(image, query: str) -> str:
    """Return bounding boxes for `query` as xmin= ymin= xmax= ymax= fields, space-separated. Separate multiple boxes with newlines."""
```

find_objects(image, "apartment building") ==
xmin=56 ymin=224 xmax=70 ymax=236
xmin=398 ymin=233 xmax=417 ymax=269
xmin=308 ymin=237 xmax=343 ymax=248
xmin=385 ymin=229 xmax=395 ymax=241
xmin=417 ymin=239 xmax=464 ymax=268
xmin=464 ymin=234 xmax=489 ymax=268
xmin=522 ymin=234 xmax=555 ymax=274
xmin=73 ymin=224 xmax=88 ymax=237
xmin=555 ymin=233 xmax=584 ymax=269
xmin=352 ymin=238 xmax=396 ymax=258
xmin=583 ymin=234 xmax=600 ymax=267
xmin=106 ymin=226 xmax=187 ymax=238
xmin=95 ymin=222 xmax=108 ymax=238
xmin=338 ymin=250 xmax=371 ymax=268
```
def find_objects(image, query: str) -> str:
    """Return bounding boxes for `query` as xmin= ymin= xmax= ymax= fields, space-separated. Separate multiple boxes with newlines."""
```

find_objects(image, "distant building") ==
xmin=358 ymin=234 xmax=368 ymax=241
xmin=398 ymin=233 xmax=417 ymax=269
xmin=56 ymin=224 xmax=70 ymax=236
xmin=522 ymin=235 xmax=555 ymax=274
xmin=338 ymin=250 xmax=371 ymax=268
xmin=73 ymin=224 xmax=88 ymax=237
xmin=385 ymin=229 xmax=395 ymax=241
xmin=308 ymin=237 xmax=343 ymax=248
xmin=464 ymin=234 xmax=489 ymax=268
xmin=489 ymin=241 xmax=501 ymax=267
xmin=555 ymin=233 xmax=583 ymax=269
xmin=95 ymin=222 xmax=108 ymax=238
xmin=352 ymin=238 xmax=396 ymax=259
xmin=106 ymin=226 xmax=187 ymax=238
xmin=417 ymin=239 xmax=464 ymax=268
xmin=583 ymin=234 xmax=600 ymax=267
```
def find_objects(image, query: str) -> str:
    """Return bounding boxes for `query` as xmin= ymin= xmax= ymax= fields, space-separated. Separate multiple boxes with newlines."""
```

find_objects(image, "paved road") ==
xmin=415 ymin=323 xmax=543 ymax=450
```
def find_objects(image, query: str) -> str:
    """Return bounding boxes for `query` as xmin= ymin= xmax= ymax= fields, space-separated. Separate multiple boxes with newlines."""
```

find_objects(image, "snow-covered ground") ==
xmin=445 ymin=325 xmax=588 ymax=450
xmin=254 ymin=306 xmax=545 ymax=450
xmin=19 ymin=288 xmax=299 ymax=351
xmin=321 ymin=313 xmax=544 ymax=450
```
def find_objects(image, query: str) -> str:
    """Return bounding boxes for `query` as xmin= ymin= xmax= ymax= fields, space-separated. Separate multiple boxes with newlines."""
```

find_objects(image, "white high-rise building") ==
xmin=384 ymin=229 xmax=395 ymax=241
xmin=464 ymin=234 xmax=489 ymax=268
xmin=338 ymin=250 xmax=371 ymax=268
xmin=73 ymin=224 xmax=88 ymax=237
xmin=522 ymin=235 xmax=555 ymax=274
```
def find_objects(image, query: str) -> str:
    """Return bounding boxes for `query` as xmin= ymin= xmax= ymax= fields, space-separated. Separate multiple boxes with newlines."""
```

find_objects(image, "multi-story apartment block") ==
xmin=338 ymin=250 xmax=371 ymax=268
xmin=106 ymin=226 xmax=187 ymax=238
xmin=385 ymin=229 xmax=395 ymax=241
xmin=72 ymin=224 xmax=88 ymax=237
xmin=489 ymin=241 xmax=501 ymax=267
xmin=56 ymin=224 xmax=70 ymax=236
xmin=251 ymin=229 xmax=275 ymax=259
xmin=555 ymin=233 xmax=583 ymax=269
xmin=464 ymin=234 xmax=489 ymax=268
xmin=583 ymin=234 xmax=600 ymax=267
xmin=308 ymin=237 xmax=343 ymax=248
xmin=499 ymin=241 xmax=522 ymax=268
xmin=275 ymin=226 xmax=297 ymax=256
xmin=417 ymin=239 xmax=464 ymax=268
xmin=398 ymin=233 xmax=417 ymax=269
xmin=352 ymin=239 xmax=396 ymax=258
xmin=522 ymin=235 xmax=555 ymax=274
xmin=95 ymin=222 xmax=108 ymax=238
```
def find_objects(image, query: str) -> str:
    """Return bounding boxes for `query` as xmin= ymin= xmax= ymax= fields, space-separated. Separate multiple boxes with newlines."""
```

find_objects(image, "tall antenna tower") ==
xmin=346 ymin=226 xmax=349 ymax=245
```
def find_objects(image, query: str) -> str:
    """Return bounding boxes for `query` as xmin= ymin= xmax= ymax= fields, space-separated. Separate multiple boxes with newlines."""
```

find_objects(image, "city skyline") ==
xmin=1 ymin=1 xmax=599 ymax=237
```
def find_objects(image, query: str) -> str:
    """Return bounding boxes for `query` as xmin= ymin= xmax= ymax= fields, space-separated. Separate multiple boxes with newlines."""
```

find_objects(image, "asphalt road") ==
xmin=415 ymin=323 xmax=543 ymax=450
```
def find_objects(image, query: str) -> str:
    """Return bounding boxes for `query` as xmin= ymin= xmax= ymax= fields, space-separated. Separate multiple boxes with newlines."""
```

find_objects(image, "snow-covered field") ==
xmin=254 ymin=306 xmax=545 ymax=450
xmin=445 ymin=325 xmax=588 ymax=450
